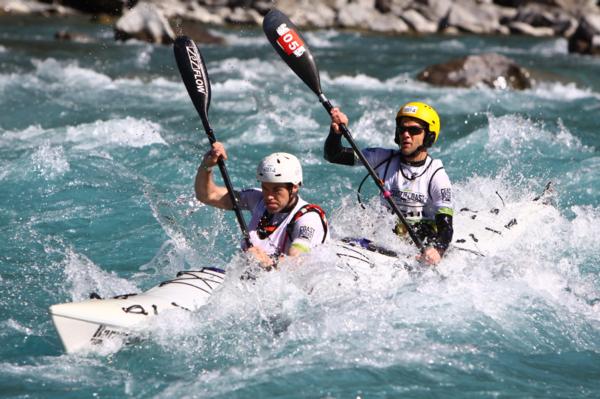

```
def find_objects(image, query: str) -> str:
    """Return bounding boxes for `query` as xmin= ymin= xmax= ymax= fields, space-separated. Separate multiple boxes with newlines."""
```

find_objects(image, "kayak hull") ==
xmin=49 ymin=268 xmax=225 ymax=353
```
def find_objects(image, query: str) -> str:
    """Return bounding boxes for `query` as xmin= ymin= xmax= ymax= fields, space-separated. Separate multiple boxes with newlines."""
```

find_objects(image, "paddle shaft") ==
xmin=173 ymin=36 xmax=251 ymax=248
xmin=318 ymin=94 xmax=425 ymax=252
xmin=204 ymin=126 xmax=252 ymax=247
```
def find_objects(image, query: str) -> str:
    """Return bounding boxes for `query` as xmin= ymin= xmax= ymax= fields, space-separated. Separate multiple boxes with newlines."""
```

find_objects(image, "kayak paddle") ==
xmin=173 ymin=36 xmax=251 ymax=247
xmin=262 ymin=9 xmax=425 ymax=252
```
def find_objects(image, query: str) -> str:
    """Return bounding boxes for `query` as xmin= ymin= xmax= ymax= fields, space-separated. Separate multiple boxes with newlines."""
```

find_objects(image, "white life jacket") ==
xmin=362 ymin=148 xmax=453 ymax=223
xmin=238 ymin=190 xmax=328 ymax=256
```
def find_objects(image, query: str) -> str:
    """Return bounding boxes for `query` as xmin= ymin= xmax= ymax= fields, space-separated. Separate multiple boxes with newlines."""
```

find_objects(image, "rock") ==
xmin=0 ymin=0 xmax=77 ymax=15
xmin=507 ymin=21 xmax=555 ymax=36
xmin=411 ymin=0 xmax=453 ymax=23
xmin=146 ymin=0 xmax=187 ymax=18
xmin=337 ymin=0 xmax=410 ymax=32
xmin=54 ymin=30 xmax=95 ymax=43
xmin=568 ymin=14 xmax=600 ymax=55
xmin=178 ymin=3 xmax=225 ymax=25
xmin=541 ymin=0 xmax=598 ymax=19
xmin=375 ymin=0 xmax=393 ymax=13
xmin=224 ymin=7 xmax=263 ymax=25
xmin=368 ymin=11 xmax=411 ymax=33
xmin=276 ymin=0 xmax=338 ymax=28
xmin=400 ymin=8 xmax=438 ymax=33
xmin=509 ymin=4 xmax=577 ymax=37
xmin=417 ymin=53 xmax=533 ymax=90
xmin=114 ymin=2 xmax=175 ymax=44
xmin=441 ymin=1 xmax=514 ymax=34
xmin=170 ymin=18 xmax=226 ymax=44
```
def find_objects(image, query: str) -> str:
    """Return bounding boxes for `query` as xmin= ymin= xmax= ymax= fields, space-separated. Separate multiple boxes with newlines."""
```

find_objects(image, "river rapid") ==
xmin=1 ymin=15 xmax=600 ymax=398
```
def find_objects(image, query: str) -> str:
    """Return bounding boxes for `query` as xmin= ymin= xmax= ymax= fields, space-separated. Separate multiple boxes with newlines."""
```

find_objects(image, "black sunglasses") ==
xmin=396 ymin=125 xmax=425 ymax=136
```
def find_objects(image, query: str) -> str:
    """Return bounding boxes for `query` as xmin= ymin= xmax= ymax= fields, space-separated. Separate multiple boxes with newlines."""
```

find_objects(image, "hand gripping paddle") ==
xmin=173 ymin=36 xmax=251 ymax=248
xmin=262 ymin=9 xmax=425 ymax=252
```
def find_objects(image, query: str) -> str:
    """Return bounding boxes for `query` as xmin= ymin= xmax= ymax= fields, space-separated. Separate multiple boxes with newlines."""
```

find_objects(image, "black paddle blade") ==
xmin=174 ymin=36 xmax=212 ymax=132
xmin=262 ymin=9 xmax=323 ymax=96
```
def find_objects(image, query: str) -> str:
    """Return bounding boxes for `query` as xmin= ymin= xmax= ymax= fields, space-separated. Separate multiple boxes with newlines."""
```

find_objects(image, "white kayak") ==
xmin=49 ymin=193 xmax=554 ymax=353
xmin=49 ymin=242 xmax=399 ymax=354
xmin=49 ymin=268 xmax=226 ymax=353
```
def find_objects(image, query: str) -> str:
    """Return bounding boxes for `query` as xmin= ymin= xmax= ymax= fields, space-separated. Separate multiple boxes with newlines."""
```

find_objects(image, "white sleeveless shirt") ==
xmin=362 ymin=148 xmax=453 ymax=223
xmin=238 ymin=189 xmax=328 ymax=256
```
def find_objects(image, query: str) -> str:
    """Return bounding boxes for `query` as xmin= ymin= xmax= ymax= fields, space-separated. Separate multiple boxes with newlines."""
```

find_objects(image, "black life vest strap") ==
xmin=357 ymin=149 xmax=399 ymax=207
xmin=285 ymin=204 xmax=328 ymax=244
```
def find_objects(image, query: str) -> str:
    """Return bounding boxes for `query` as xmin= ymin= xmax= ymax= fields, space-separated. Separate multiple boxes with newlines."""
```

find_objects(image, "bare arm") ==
xmin=194 ymin=142 xmax=234 ymax=210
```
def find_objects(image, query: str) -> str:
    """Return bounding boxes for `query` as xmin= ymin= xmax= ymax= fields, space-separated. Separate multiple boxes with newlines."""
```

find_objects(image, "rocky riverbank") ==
xmin=2 ymin=0 xmax=600 ymax=55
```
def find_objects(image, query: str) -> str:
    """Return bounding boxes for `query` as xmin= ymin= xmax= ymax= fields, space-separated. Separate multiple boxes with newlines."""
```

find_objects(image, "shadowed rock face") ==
xmin=568 ymin=15 xmax=600 ymax=55
xmin=417 ymin=53 xmax=533 ymax=90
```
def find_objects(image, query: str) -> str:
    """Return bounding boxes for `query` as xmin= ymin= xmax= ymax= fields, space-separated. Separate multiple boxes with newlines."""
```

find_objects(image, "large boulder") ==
xmin=114 ymin=2 xmax=175 ymax=44
xmin=568 ymin=14 xmax=600 ymax=55
xmin=417 ymin=53 xmax=533 ymax=90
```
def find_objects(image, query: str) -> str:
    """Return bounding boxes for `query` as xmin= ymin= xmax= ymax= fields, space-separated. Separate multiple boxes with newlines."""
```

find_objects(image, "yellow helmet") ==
xmin=396 ymin=101 xmax=441 ymax=147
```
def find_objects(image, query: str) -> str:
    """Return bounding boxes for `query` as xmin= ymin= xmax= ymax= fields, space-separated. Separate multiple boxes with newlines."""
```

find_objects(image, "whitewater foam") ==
xmin=66 ymin=117 xmax=167 ymax=149
xmin=62 ymin=248 xmax=139 ymax=301
xmin=31 ymin=142 xmax=70 ymax=180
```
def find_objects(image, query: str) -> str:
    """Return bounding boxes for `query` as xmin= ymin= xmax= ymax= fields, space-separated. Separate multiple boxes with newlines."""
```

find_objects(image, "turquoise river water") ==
xmin=1 ymin=14 xmax=599 ymax=398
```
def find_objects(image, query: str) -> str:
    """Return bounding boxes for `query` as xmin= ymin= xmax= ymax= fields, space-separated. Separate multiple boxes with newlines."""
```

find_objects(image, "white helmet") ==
xmin=256 ymin=152 xmax=302 ymax=185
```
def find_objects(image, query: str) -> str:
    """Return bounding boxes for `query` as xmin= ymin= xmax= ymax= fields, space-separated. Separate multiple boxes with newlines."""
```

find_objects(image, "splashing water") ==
xmin=1 ymin=14 xmax=599 ymax=399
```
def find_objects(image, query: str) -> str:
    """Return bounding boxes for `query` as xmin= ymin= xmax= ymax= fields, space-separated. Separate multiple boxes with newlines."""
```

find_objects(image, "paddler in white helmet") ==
xmin=195 ymin=142 xmax=329 ymax=268
xmin=325 ymin=101 xmax=453 ymax=265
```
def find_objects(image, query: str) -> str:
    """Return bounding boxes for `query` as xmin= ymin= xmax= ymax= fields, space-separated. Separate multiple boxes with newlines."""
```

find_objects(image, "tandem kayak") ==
xmin=49 ymin=194 xmax=555 ymax=353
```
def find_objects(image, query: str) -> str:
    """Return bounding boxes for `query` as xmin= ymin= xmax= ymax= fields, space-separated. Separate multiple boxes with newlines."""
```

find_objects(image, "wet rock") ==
xmin=417 ymin=53 xmax=533 ymax=90
xmin=114 ymin=2 xmax=174 ymax=44
xmin=568 ymin=14 xmax=600 ymax=55
xmin=54 ymin=30 xmax=95 ymax=43
xmin=170 ymin=18 xmax=225 ymax=45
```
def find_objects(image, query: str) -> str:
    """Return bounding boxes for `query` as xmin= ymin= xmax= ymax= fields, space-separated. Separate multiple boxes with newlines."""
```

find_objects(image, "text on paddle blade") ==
xmin=275 ymin=23 xmax=306 ymax=57
xmin=185 ymin=45 xmax=207 ymax=94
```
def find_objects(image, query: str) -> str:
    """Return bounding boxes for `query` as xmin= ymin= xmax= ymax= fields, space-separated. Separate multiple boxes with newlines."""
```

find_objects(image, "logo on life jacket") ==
xmin=285 ymin=204 xmax=328 ymax=244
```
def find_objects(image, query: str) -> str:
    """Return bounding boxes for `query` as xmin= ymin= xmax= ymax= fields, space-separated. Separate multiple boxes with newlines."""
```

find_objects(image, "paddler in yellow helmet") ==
xmin=324 ymin=101 xmax=453 ymax=265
